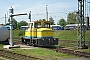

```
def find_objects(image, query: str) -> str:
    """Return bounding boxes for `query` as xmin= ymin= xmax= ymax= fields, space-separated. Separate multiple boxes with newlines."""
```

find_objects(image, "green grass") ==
xmin=11 ymin=48 xmax=77 ymax=60
xmin=82 ymin=48 xmax=90 ymax=52
xmin=9 ymin=30 xmax=90 ymax=41
xmin=53 ymin=30 xmax=90 ymax=41
xmin=0 ymin=30 xmax=90 ymax=59
xmin=53 ymin=30 xmax=90 ymax=52
xmin=0 ymin=44 xmax=4 ymax=49
xmin=9 ymin=30 xmax=25 ymax=38
xmin=0 ymin=44 xmax=77 ymax=60
xmin=58 ymin=41 xmax=77 ymax=47
xmin=53 ymin=30 xmax=77 ymax=40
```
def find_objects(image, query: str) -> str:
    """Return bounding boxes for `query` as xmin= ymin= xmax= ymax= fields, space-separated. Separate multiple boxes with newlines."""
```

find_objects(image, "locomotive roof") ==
xmin=28 ymin=20 xmax=50 ymax=23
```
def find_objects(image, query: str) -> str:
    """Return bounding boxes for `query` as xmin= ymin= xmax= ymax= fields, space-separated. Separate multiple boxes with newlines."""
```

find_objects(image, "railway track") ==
xmin=48 ymin=47 xmax=90 ymax=58
xmin=0 ymin=49 xmax=44 ymax=60
xmin=58 ymin=48 xmax=90 ymax=58
xmin=1 ymin=38 xmax=44 ymax=60
xmin=13 ymin=38 xmax=90 ymax=59
xmin=13 ymin=38 xmax=22 ymax=44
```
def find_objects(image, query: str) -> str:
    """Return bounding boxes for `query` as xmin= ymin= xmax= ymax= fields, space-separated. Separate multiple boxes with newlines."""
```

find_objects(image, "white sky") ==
xmin=0 ymin=0 xmax=90 ymax=24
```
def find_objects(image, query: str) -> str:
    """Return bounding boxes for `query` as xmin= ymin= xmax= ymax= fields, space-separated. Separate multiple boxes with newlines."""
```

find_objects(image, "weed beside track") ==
xmin=0 ymin=49 xmax=44 ymax=60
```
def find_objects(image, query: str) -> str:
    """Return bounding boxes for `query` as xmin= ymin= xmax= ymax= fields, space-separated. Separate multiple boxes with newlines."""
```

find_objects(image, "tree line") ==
xmin=49 ymin=11 xmax=80 ymax=27
xmin=4 ymin=11 xmax=80 ymax=29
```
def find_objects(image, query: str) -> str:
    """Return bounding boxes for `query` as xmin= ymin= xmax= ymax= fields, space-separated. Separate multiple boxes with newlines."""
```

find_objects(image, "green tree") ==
xmin=18 ymin=20 xmax=28 ymax=29
xmin=42 ymin=19 xmax=46 ymax=21
xmin=67 ymin=11 xmax=80 ymax=24
xmin=8 ymin=18 xmax=17 ymax=29
xmin=39 ymin=19 xmax=46 ymax=21
xmin=57 ymin=18 xmax=66 ymax=27
xmin=49 ymin=16 xmax=55 ymax=25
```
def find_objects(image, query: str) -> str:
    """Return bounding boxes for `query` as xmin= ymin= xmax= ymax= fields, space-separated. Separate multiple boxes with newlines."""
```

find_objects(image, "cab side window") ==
xmin=44 ymin=22 xmax=50 ymax=28
xmin=35 ymin=22 xmax=41 ymax=28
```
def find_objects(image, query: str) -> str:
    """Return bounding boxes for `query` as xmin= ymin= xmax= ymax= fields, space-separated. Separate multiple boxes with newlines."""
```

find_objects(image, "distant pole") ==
xmin=29 ymin=11 xmax=31 ymax=22
xmin=5 ymin=14 xmax=7 ymax=25
xmin=46 ymin=5 xmax=48 ymax=21
xmin=88 ymin=2 xmax=90 ymax=19
xmin=85 ymin=0 xmax=86 ymax=20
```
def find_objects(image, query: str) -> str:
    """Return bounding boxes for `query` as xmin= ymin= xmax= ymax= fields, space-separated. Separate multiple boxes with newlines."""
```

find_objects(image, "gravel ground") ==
xmin=60 ymin=58 xmax=90 ymax=60
xmin=19 ymin=44 xmax=39 ymax=49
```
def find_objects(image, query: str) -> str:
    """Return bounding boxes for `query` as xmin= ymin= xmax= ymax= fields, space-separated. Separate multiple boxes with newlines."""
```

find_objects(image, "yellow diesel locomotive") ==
xmin=22 ymin=20 xmax=58 ymax=46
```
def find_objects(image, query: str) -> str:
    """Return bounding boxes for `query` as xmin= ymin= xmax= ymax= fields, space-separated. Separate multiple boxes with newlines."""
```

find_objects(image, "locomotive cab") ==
xmin=22 ymin=20 xmax=58 ymax=46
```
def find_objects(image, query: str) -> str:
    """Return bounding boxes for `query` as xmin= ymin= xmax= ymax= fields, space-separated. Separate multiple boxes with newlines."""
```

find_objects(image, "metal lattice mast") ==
xmin=78 ymin=0 xmax=86 ymax=48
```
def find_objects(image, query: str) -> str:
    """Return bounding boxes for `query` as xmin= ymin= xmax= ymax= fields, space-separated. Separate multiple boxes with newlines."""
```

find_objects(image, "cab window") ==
xmin=28 ymin=23 xmax=33 ymax=28
xmin=35 ymin=22 xmax=41 ymax=28
xmin=44 ymin=22 xmax=50 ymax=28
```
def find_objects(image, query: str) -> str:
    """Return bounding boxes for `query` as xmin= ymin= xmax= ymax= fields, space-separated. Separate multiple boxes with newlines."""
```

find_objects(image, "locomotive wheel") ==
xmin=26 ymin=42 xmax=30 ymax=46
xmin=21 ymin=37 xmax=24 ymax=43
xmin=33 ymin=40 xmax=37 ymax=46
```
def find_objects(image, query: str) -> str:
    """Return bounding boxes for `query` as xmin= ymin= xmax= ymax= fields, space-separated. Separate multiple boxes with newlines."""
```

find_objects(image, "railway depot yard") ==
xmin=0 ymin=30 xmax=90 ymax=60
xmin=0 ymin=0 xmax=90 ymax=60
xmin=0 ymin=44 xmax=90 ymax=60
xmin=0 ymin=44 xmax=76 ymax=60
